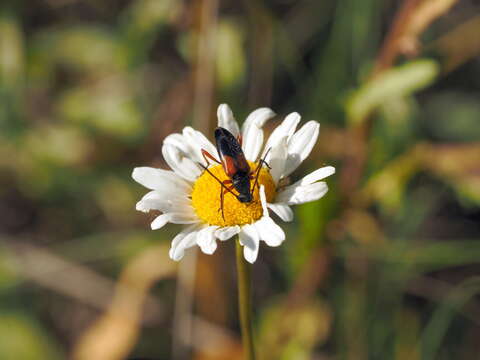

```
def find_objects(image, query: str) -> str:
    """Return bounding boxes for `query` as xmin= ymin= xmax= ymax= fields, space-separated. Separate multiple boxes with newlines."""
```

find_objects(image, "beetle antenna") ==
xmin=250 ymin=147 xmax=271 ymax=196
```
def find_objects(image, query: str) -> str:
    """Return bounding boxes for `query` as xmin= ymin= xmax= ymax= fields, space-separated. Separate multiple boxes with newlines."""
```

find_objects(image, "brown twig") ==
xmin=373 ymin=0 xmax=459 ymax=76
xmin=373 ymin=0 xmax=422 ymax=76
xmin=192 ymin=0 xmax=219 ymax=134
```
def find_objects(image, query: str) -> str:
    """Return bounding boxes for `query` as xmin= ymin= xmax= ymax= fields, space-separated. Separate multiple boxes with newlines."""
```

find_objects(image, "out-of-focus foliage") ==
xmin=347 ymin=59 xmax=439 ymax=125
xmin=0 ymin=312 xmax=63 ymax=360
xmin=1 ymin=0 xmax=480 ymax=359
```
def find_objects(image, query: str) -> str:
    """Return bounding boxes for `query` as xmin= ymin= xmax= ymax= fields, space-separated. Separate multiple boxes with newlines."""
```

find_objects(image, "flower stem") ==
xmin=235 ymin=238 xmax=256 ymax=360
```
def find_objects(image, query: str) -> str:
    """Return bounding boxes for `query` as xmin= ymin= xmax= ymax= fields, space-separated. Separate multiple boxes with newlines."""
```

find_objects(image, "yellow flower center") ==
xmin=191 ymin=161 xmax=276 ymax=226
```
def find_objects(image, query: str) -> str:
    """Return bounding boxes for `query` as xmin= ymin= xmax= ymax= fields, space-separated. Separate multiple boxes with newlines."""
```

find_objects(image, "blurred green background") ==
xmin=1 ymin=0 xmax=480 ymax=359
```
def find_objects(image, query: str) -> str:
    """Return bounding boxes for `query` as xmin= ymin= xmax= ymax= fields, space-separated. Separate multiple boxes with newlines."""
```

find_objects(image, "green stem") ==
xmin=236 ymin=238 xmax=256 ymax=360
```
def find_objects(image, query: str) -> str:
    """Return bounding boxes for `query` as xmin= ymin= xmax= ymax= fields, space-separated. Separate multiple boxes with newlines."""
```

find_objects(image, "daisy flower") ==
xmin=132 ymin=104 xmax=335 ymax=263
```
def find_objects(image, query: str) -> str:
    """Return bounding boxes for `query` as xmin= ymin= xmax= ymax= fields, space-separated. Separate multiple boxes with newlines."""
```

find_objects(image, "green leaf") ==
xmin=216 ymin=20 xmax=246 ymax=88
xmin=0 ymin=14 xmax=24 ymax=88
xmin=0 ymin=312 xmax=63 ymax=360
xmin=347 ymin=59 xmax=439 ymax=125
xmin=421 ymin=277 xmax=480 ymax=360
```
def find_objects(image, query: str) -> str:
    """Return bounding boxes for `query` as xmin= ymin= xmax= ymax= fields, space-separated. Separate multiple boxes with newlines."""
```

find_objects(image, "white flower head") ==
xmin=132 ymin=104 xmax=335 ymax=263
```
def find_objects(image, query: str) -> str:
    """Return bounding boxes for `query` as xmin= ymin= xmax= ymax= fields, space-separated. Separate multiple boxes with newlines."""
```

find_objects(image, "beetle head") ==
xmin=232 ymin=172 xmax=252 ymax=203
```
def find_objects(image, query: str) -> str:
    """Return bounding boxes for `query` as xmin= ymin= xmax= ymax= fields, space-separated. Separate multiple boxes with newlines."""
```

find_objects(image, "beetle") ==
xmin=198 ymin=127 xmax=270 ymax=219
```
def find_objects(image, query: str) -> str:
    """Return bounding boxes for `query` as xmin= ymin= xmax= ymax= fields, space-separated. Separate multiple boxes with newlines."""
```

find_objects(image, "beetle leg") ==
xmin=259 ymin=158 xmax=271 ymax=170
xmin=223 ymin=183 xmax=235 ymax=194
xmin=218 ymin=182 xmax=235 ymax=219
xmin=220 ymin=181 xmax=234 ymax=220
xmin=197 ymin=162 xmax=240 ymax=200
xmin=259 ymin=147 xmax=272 ymax=169
xmin=251 ymin=147 xmax=272 ymax=174
xmin=219 ymin=184 xmax=225 ymax=220
xmin=236 ymin=134 xmax=243 ymax=146
xmin=201 ymin=149 xmax=222 ymax=167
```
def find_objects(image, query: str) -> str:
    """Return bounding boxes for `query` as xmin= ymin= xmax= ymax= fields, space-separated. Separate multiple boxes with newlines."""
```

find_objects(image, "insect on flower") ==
xmin=132 ymin=103 xmax=335 ymax=263
xmin=198 ymin=127 xmax=271 ymax=219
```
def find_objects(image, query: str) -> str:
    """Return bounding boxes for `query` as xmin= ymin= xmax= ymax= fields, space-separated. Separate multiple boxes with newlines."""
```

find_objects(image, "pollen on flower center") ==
xmin=191 ymin=161 xmax=276 ymax=227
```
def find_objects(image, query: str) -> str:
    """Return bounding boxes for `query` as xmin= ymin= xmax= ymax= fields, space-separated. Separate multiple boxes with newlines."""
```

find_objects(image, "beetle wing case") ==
xmin=214 ymin=127 xmax=250 ymax=175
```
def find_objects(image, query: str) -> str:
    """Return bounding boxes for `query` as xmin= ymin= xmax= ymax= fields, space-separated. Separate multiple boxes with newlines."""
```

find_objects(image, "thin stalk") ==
xmin=235 ymin=238 xmax=256 ymax=360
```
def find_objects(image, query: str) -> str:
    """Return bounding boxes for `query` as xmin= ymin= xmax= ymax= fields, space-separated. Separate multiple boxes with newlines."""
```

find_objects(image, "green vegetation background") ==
xmin=1 ymin=0 xmax=480 ymax=359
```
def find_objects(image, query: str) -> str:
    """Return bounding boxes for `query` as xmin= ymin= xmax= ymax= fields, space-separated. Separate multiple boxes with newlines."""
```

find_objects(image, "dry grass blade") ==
xmin=373 ymin=0 xmax=459 ymax=75
xmin=72 ymin=244 xmax=176 ymax=360
xmin=434 ymin=15 xmax=480 ymax=73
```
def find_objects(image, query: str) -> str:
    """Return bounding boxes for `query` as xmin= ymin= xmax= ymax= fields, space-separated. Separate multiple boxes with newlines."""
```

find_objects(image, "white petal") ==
xmin=169 ymin=212 xmax=200 ymax=224
xmin=136 ymin=191 xmax=192 ymax=213
xmin=151 ymin=211 xmax=199 ymax=230
xmin=136 ymin=191 xmax=171 ymax=212
xmin=259 ymin=185 xmax=268 ymax=215
xmin=240 ymin=224 xmax=259 ymax=264
xmin=162 ymin=143 xmax=202 ymax=182
xmin=283 ymin=121 xmax=320 ymax=177
xmin=169 ymin=224 xmax=202 ymax=261
xmin=197 ymin=226 xmax=219 ymax=255
xmin=267 ymin=203 xmax=293 ymax=222
xmin=217 ymin=104 xmax=240 ymax=137
xmin=275 ymin=165 xmax=335 ymax=205
xmin=255 ymin=186 xmax=286 ymax=247
xmin=163 ymin=133 xmax=194 ymax=159
xmin=241 ymin=107 xmax=275 ymax=162
xmin=132 ymin=167 xmax=190 ymax=192
xmin=151 ymin=213 xmax=171 ymax=230
xmin=276 ymin=181 xmax=328 ymax=205
xmin=254 ymin=217 xmax=285 ymax=247
xmin=135 ymin=191 xmax=191 ymax=214
xmin=215 ymin=226 xmax=240 ymax=241
xmin=263 ymin=112 xmax=301 ymax=154
xmin=297 ymin=166 xmax=335 ymax=186
xmin=267 ymin=136 xmax=288 ymax=185
xmin=182 ymin=127 xmax=217 ymax=164
xmin=140 ymin=190 xmax=190 ymax=203
xmin=136 ymin=198 xmax=170 ymax=213
xmin=169 ymin=203 xmax=197 ymax=218
xmin=164 ymin=132 xmax=204 ymax=168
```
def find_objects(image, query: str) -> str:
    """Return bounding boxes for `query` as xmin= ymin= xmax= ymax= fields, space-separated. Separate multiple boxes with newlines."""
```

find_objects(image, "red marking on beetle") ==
xmin=222 ymin=155 xmax=237 ymax=177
